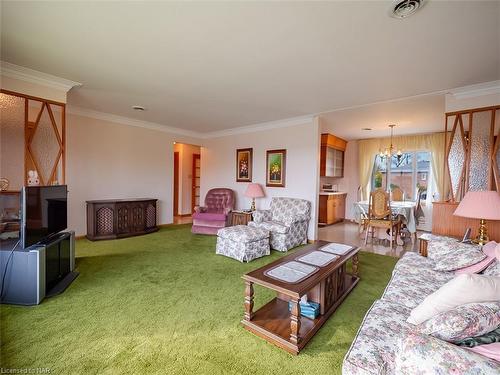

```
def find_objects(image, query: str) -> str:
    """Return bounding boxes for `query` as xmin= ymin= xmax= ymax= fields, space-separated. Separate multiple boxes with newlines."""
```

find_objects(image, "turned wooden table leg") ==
xmin=290 ymin=298 xmax=301 ymax=345
xmin=244 ymin=281 xmax=254 ymax=321
xmin=352 ymin=254 xmax=360 ymax=278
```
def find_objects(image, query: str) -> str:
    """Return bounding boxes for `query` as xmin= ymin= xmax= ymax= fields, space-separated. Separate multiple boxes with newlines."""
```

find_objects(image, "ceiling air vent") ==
xmin=390 ymin=0 xmax=426 ymax=19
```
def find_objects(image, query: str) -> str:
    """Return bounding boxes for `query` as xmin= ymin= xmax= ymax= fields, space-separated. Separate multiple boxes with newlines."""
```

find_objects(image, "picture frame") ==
xmin=236 ymin=148 xmax=253 ymax=182
xmin=266 ymin=149 xmax=286 ymax=187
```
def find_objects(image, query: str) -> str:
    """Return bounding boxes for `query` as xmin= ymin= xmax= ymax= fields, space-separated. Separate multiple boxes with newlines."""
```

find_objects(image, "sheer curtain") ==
xmin=358 ymin=132 xmax=446 ymax=200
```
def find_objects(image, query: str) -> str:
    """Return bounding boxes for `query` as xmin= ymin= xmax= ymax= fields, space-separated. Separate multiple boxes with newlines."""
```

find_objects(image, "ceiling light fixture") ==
xmin=132 ymin=105 xmax=146 ymax=111
xmin=389 ymin=0 xmax=426 ymax=19
xmin=379 ymin=124 xmax=402 ymax=161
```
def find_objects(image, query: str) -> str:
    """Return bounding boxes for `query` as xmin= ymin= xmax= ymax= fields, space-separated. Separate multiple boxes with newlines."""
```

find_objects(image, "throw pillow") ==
xmin=407 ymin=274 xmax=500 ymax=325
xmin=432 ymin=242 xmax=486 ymax=272
xmin=467 ymin=343 xmax=500 ymax=362
xmin=456 ymin=241 xmax=498 ymax=274
xmin=457 ymin=327 xmax=500 ymax=348
xmin=418 ymin=302 xmax=500 ymax=342
xmin=483 ymin=243 xmax=500 ymax=277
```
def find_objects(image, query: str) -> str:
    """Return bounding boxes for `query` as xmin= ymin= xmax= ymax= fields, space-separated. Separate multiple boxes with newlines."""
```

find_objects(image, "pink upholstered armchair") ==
xmin=191 ymin=188 xmax=235 ymax=235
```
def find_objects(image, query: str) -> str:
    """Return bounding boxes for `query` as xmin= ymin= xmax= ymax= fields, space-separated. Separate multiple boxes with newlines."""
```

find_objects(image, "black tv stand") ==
xmin=0 ymin=231 xmax=77 ymax=305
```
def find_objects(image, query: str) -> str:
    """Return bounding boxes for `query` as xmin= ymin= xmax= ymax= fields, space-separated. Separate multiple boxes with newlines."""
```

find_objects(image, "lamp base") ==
xmin=251 ymin=198 xmax=256 ymax=211
xmin=472 ymin=219 xmax=489 ymax=246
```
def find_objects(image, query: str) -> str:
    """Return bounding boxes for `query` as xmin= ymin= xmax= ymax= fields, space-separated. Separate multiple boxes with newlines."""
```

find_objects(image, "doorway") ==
xmin=192 ymin=154 xmax=201 ymax=213
xmin=173 ymin=143 xmax=201 ymax=225
xmin=173 ymin=152 xmax=179 ymax=217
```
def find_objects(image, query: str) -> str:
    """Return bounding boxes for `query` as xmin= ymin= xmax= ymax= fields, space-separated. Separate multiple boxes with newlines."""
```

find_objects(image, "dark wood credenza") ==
xmin=86 ymin=198 xmax=159 ymax=241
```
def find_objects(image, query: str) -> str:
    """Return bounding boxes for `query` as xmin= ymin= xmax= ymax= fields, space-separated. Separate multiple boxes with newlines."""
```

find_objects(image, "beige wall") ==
xmin=200 ymin=120 xmax=321 ymax=240
xmin=66 ymin=113 xmax=201 ymax=235
xmin=173 ymin=143 xmax=201 ymax=215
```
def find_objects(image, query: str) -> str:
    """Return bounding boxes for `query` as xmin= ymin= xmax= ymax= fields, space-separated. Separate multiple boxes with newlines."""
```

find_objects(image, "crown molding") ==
xmin=66 ymin=105 xmax=202 ymax=138
xmin=66 ymin=105 xmax=315 ymax=139
xmin=1 ymin=61 xmax=82 ymax=92
xmin=202 ymin=115 xmax=315 ymax=139
xmin=448 ymin=80 xmax=500 ymax=100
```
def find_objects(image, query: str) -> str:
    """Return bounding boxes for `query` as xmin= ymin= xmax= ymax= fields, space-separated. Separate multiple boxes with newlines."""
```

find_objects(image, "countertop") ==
xmin=319 ymin=191 xmax=347 ymax=196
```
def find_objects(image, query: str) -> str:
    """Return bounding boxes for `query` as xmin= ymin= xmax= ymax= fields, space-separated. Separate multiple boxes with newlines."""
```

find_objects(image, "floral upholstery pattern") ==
xmin=343 ymin=239 xmax=497 ymax=375
xmin=251 ymin=209 xmax=272 ymax=223
xmin=483 ymin=259 xmax=500 ymax=277
xmin=431 ymin=242 xmax=486 ymax=272
xmin=251 ymin=221 xmax=289 ymax=234
xmin=342 ymin=299 xmax=412 ymax=375
xmin=249 ymin=197 xmax=311 ymax=252
xmin=216 ymin=225 xmax=270 ymax=262
xmin=391 ymin=252 xmax=453 ymax=285
xmin=418 ymin=302 xmax=500 ymax=342
xmin=382 ymin=270 xmax=449 ymax=309
xmin=394 ymin=330 xmax=500 ymax=375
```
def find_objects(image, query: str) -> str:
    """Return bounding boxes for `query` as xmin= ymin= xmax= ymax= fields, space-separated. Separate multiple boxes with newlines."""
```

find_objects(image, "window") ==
xmin=371 ymin=151 xmax=431 ymax=201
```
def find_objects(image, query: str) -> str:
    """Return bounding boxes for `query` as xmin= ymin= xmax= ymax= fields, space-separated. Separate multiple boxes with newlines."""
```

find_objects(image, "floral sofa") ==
xmin=342 ymin=234 xmax=500 ymax=374
xmin=248 ymin=197 xmax=310 ymax=252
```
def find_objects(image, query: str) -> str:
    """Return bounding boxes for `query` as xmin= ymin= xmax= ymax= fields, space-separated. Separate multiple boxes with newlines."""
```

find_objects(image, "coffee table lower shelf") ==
xmin=242 ymin=274 xmax=359 ymax=354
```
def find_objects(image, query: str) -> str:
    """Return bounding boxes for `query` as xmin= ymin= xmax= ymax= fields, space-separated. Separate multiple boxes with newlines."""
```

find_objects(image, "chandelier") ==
xmin=379 ymin=124 xmax=402 ymax=161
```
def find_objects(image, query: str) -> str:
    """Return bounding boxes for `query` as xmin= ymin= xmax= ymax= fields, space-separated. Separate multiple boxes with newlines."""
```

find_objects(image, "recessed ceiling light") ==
xmin=389 ymin=0 xmax=426 ymax=19
xmin=362 ymin=128 xmax=372 ymax=131
xmin=132 ymin=105 xmax=146 ymax=111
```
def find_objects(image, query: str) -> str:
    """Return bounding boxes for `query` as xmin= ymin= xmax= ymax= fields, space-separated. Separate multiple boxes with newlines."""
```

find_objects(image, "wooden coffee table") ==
xmin=241 ymin=241 xmax=360 ymax=354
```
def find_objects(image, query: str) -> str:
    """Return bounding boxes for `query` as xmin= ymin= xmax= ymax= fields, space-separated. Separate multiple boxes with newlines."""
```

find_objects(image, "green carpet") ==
xmin=1 ymin=225 xmax=397 ymax=374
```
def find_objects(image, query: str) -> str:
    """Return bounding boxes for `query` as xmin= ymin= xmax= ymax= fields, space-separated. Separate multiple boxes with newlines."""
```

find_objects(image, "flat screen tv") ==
xmin=21 ymin=185 xmax=68 ymax=249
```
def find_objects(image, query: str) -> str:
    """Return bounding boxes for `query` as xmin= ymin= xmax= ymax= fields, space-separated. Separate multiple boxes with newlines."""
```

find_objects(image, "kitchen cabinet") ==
xmin=320 ymin=133 xmax=347 ymax=177
xmin=318 ymin=193 xmax=347 ymax=225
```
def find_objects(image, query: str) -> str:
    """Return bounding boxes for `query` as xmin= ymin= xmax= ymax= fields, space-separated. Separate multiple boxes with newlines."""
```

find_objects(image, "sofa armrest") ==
xmin=395 ymin=330 xmax=500 ymax=374
xmin=283 ymin=213 xmax=310 ymax=226
xmin=252 ymin=210 xmax=272 ymax=223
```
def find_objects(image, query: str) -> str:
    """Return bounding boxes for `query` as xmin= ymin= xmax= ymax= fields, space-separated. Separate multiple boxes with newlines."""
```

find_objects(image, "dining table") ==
xmin=354 ymin=200 xmax=418 ymax=243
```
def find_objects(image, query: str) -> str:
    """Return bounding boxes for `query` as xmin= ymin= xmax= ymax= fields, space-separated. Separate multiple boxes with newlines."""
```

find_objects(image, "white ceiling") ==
xmin=320 ymin=93 xmax=445 ymax=140
xmin=1 ymin=1 xmax=499 ymax=133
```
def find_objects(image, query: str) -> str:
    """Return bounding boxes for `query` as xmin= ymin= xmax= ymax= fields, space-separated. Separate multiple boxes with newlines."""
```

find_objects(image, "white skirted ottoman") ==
xmin=216 ymin=225 xmax=270 ymax=262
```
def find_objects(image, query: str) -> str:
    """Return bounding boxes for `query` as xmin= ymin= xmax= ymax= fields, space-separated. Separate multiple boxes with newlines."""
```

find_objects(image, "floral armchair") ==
xmin=248 ymin=197 xmax=311 ymax=251
xmin=191 ymin=188 xmax=235 ymax=235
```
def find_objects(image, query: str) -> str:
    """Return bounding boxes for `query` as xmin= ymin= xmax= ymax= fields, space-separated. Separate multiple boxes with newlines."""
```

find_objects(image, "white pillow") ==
xmin=408 ymin=274 xmax=500 ymax=325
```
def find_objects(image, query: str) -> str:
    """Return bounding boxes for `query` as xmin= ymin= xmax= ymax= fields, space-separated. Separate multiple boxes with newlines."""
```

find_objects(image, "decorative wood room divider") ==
xmin=1 ymin=89 xmax=66 ymax=186
xmin=445 ymin=105 xmax=500 ymax=202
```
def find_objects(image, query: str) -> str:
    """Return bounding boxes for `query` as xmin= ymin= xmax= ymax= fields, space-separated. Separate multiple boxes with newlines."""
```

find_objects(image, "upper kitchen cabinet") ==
xmin=320 ymin=133 xmax=347 ymax=177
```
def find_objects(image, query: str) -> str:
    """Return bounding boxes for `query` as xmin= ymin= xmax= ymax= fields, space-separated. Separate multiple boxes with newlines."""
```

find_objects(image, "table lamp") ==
xmin=453 ymin=191 xmax=500 ymax=245
xmin=245 ymin=183 xmax=265 ymax=211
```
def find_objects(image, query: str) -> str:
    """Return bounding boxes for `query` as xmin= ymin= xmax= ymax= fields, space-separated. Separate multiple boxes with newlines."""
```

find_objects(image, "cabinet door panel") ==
xmin=116 ymin=204 xmax=130 ymax=234
xmin=326 ymin=148 xmax=335 ymax=176
xmin=327 ymin=197 xmax=336 ymax=224
xmin=130 ymin=203 xmax=145 ymax=232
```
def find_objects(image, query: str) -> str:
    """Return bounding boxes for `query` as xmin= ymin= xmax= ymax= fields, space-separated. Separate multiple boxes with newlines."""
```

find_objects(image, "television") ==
xmin=21 ymin=185 xmax=68 ymax=249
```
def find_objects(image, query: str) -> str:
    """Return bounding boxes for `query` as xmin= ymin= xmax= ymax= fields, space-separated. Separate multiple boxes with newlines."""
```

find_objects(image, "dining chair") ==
xmin=414 ymin=188 xmax=425 ymax=225
xmin=391 ymin=186 xmax=404 ymax=201
xmin=364 ymin=188 xmax=401 ymax=249
xmin=357 ymin=186 xmax=369 ymax=236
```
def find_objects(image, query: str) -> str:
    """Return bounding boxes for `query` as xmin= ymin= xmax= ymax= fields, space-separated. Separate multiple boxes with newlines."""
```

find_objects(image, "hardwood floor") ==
xmin=173 ymin=215 xmax=193 ymax=225
xmin=318 ymin=221 xmax=425 ymax=258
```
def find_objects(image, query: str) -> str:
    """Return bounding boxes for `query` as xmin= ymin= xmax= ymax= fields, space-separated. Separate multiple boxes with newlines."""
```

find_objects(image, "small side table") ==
xmin=231 ymin=211 xmax=253 ymax=226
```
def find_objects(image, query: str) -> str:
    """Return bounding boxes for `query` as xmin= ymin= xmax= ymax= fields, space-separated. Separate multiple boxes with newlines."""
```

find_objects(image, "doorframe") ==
xmin=173 ymin=151 xmax=179 ymax=216
xmin=191 ymin=154 xmax=201 ymax=213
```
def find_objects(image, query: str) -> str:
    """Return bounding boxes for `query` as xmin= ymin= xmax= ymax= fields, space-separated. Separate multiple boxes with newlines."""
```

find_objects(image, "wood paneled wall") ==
xmin=432 ymin=201 xmax=500 ymax=241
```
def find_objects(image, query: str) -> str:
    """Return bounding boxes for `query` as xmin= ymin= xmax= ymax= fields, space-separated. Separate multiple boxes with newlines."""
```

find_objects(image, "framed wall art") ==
xmin=236 ymin=148 xmax=253 ymax=182
xmin=266 ymin=149 xmax=286 ymax=187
